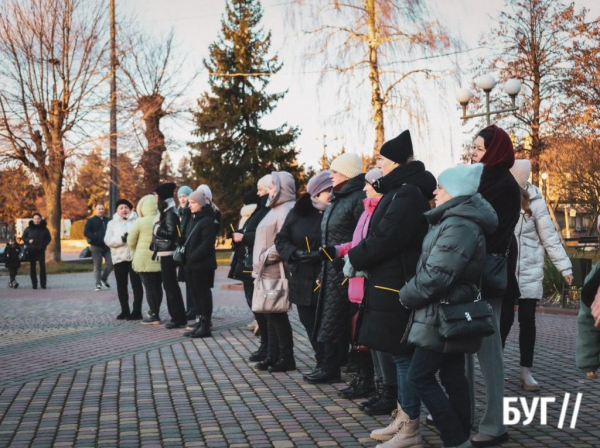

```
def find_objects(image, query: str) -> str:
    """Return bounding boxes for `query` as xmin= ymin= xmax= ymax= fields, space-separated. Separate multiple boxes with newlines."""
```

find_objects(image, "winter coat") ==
xmin=315 ymin=173 xmax=366 ymax=344
xmin=22 ymin=220 xmax=51 ymax=253
xmin=275 ymin=193 xmax=324 ymax=306
xmin=104 ymin=212 xmax=138 ymax=264
xmin=239 ymin=204 xmax=257 ymax=229
xmin=478 ymin=165 xmax=521 ymax=299
xmin=84 ymin=216 xmax=111 ymax=249
xmin=152 ymin=199 xmax=180 ymax=257
xmin=242 ymin=195 xmax=270 ymax=259
xmin=4 ymin=244 xmax=21 ymax=269
xmin=515 ymin=183 xmax=572 ymax=299
xmin=400 ymin=194 xmax=499 ymax=354
xmin=128 ymin=195 xmax=161 ymax=273
xmin=348 ymin=162 xmax=436 ymax=354
xmin=253 ymin=172 xmax=296 ymax=281
xmin=576 ymin=262 xmax=600 ymax=373
xmin=178 ymin=206 xmax=192 ymax=234
xmin=336 ymin=197 xmax=380 ymax=304
xmin=183 ymin=205 xmax=217 ymax=275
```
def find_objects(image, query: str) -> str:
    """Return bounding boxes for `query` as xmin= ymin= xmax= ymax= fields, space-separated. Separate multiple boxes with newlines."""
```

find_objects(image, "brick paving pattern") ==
xmin=0 ymin=268 xmax=598 ymax=447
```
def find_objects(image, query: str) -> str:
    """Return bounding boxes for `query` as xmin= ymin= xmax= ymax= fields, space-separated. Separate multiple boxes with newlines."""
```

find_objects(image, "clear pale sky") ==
xmin=119 ymin=0 xmax=600 ymax=176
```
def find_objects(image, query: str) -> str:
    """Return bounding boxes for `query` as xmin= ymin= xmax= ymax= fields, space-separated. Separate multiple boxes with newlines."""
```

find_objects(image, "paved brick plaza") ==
xmin=0 ymin=268 xmax=598 ymax=447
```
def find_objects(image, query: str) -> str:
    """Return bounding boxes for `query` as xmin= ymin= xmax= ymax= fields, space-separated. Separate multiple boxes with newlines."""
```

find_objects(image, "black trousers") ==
xmin=266 ymin=312 xmax=294 ymax=362
xmin=243 ymin=280 xmax=269 ymax=346
xmin=160 ymin=256 xmax=187 ymax=325
xmin=500 ymin=298 xmax=538 ymax=368
xmin=322 ymin=339 xmax=349 ymax=373
xmin=297 ymin=303 xmax=324 ymax=368
xmin=113 ymin=261 xmax=143 ymax=315
xmin=189 ymin=270 xmax=214 ymax=320
xmin=140 ymin=272 xmax=163 ymax=318
xmin=29 ymin=250 xmax=46 ymax=288
xmin=8 ymin=267 xmax=18 ymax=283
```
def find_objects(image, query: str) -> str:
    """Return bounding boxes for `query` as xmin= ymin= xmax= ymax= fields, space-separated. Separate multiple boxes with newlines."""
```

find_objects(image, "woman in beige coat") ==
xmin=253 ymin=172 xmax=296 ymax=372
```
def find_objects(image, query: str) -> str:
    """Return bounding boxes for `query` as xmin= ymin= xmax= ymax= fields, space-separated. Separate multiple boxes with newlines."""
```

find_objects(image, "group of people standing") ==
xmin=225 ymin=124 xmax=573 ymax=448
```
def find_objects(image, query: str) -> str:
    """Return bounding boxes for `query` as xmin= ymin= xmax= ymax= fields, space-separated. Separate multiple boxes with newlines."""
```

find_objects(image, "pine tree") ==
xmin=190 ymin=0 xmax=302 ymax=226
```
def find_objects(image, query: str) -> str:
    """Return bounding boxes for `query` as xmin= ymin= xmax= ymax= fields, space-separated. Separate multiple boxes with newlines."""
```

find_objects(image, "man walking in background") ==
xmin=85 ymin=203 xmax=113 ymax=291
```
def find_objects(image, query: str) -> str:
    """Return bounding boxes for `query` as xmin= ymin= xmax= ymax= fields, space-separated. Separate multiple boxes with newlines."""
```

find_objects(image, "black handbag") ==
xmin=173 ymin=221 xmax=201 ymax=264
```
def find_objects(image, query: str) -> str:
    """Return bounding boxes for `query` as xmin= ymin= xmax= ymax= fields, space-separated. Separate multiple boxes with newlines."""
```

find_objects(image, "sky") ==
xmin=118 ymin=0 xmax=600 ymax=177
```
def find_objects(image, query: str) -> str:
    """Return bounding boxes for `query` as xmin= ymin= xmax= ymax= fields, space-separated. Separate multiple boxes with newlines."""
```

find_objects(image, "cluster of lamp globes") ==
xmin=456 ymin=75 xmax=522 ymax=106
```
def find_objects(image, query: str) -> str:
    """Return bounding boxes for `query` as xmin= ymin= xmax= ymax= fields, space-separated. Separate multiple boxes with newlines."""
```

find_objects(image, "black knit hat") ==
xmin=155 ymin=182 xmax=177 ymax=201
xmin=380 ymin=130 xmax=413 ymax=165
xmin=243 ymin=189 xmax=260 ymax=205
xmin=115 ymin=198 xmax=133 ymax=209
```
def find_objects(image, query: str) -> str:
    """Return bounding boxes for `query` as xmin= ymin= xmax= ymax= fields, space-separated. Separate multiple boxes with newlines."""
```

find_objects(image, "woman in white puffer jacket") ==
xmin=500 ymin=160 xmax=573 ymax=392
xmin=105 ymin=199 xmax=144 ymax=320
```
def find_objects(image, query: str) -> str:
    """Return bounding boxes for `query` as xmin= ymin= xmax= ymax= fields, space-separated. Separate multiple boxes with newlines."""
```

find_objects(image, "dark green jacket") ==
xmin=400 ymin=193 xmax=498 ymax=354
xmin=576 ymin=261 xmax=600 ymax=373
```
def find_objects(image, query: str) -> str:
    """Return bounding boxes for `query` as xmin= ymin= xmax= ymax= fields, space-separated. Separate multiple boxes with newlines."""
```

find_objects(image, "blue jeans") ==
xmin=391 ymin=353 xmax=421 ymax=420
xmin=408 ymin=347 xmax=471 ymax=447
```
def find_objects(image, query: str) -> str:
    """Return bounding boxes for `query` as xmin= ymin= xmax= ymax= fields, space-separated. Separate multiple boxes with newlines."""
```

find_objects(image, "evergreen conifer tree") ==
xmin=190 ymin=0 xmax=302 ymax=226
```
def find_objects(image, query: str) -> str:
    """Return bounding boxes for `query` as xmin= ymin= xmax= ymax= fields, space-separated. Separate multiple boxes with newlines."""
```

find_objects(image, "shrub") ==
xmin=70 ymin=220 xmax=86 ymax=240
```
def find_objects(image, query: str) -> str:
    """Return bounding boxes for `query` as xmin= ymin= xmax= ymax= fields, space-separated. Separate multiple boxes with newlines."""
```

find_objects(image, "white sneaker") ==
xmin=519 ymin=367 xmax=540 ymax=392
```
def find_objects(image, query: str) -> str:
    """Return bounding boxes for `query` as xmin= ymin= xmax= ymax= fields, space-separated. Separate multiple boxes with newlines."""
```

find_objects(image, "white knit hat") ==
xmin=330 ymin=153 xmax=363 ymax=179
xmin=196 ymin=184 xmax=213 ymax=202
xmin=510 ymin=159 xmax=531 ymax=189
xmin=257 ymin=174 xmax=273 ymax=189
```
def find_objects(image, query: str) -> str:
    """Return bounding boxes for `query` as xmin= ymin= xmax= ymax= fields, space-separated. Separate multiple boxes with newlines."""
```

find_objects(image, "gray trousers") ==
xmin=91 ymin=245 xmax=113 ymax=284
xmin=468 ymin=297 xmax=507 ymax=437
xmin=372 ymin=350 xmax=397 ymax=386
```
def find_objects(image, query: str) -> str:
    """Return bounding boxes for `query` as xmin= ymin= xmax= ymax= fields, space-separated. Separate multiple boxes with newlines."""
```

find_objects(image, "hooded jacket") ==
xmin=314 ymin=173 xmax=366 ymax=344
xmin=348 ymin=161 xmax=436 ymax=354
xmin=253 ymin=172 xmax=296 ymax=281
xmin=239 ymin=204 xmax=258 ymax=229
xmin=104 ymin=211 xmax=138 ymax=264
xmin=22 ymin=220 xmax=52 ymax=253
xmin=515 ymin=183 xmax=572 ymax=299
xmin=183 ymin=205 xmax=217 ymax=274
xmin=128 ymin=195 xmax=161 ymax=273
xmin=4 ymin=243 xmax=21 ymax=269
xmin=275 ymin=193 xmax=325 ymax=306
xmin=400 ymin=194 xmax=498 ymax=354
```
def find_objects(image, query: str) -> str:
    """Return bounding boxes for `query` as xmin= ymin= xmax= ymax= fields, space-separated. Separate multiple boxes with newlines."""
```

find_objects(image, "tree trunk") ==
xmin=138 ymin=94 xmax=167 ymax=195
xmin=365 ymin=0 xmax=385 ymax=156
xmin=42 ymin=173 xmax=63 ymax=263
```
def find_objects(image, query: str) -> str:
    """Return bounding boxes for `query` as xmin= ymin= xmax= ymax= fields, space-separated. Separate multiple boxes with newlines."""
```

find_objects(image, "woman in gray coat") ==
xmin=501 ymin=160 xmax=573 ymax=392
xmin=400 ymin=163 xmax=498 ymax=448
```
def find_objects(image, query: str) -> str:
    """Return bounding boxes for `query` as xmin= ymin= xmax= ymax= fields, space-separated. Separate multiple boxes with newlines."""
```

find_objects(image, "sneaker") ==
xmin=141 ymin=316 xmax=160 ymax=325
xmin=13 ymin=282 xmax=19 ymax=289
xmin=8 ymin=281 xmax=14 ymax=288
xmin=101 ymin=279 xmax=110 ymax=288
xmin=95 ymin=283 xmax=102 ymax=291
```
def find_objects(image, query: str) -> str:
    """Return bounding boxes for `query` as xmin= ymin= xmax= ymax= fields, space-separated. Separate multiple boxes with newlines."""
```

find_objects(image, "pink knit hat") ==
xmin=510 ymin=159 xmax=531 ymax=189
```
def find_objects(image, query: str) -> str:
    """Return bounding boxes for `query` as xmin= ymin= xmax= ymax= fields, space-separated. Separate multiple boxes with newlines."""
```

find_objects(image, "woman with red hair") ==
xmin=470 ymin=124 xmax=521 ymax=447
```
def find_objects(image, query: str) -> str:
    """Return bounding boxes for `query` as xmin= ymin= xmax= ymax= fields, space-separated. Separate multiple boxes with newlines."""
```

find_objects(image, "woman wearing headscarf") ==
xmin=104 ymin=199 xmax=143 ymax=320
xmin=469 ymin=125 xmax=521 ymax=447
xmin=153 ymin=182 xmax=187 ymax=329
xmin=181 ymin=189 xmax=218 ymax=338
xmin=501 ymin=160 xmax=573 ymax=391
xmin=308 ymin=153 xmax=366 ymax=384
xmin=232 ymin=177 xmax=273 ymax=361
xmin=275 ymin=171 xmax=333 ymax=375
xmin=128 ymin=195 xmax=162 ymax=324
xmin=253 ymin=172 xmax=297 ymax=372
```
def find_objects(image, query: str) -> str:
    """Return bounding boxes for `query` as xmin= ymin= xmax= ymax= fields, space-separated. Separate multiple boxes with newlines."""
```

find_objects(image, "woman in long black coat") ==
xmin=182 ymin=190 xmax=217 ymax=338
xmin=275 ymin=171 xmax=333 ymax=373
xmin=308 ymin=153 xmax=365 ymax=384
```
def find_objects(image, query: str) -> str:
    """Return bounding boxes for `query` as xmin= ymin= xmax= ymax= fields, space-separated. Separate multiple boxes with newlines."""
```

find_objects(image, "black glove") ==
xmin=319 ymin=246 xmax=337 ymax=261
xmin=121 ymin=233 xmax=129 ymax=243
xmin=332 ymin=257 xmax=345 ymax=272
xmin=293 ymin=249 xmax=318 ymax=263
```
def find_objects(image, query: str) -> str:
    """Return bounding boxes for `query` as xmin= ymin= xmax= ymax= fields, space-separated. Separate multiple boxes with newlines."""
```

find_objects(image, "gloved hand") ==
xmin=319 ymin=245 xmax=337 ymax=261
xmin=342 ymin=255 xmax=356 ymax=278
xmin=332 ymin=257 xmax=345 ymax=272
xmin=292 ymin=249 xmax=311 ymax=262
xmin=355 ymin=270 xmax=370 ymax=279
xmin=121 ymin=233 xmax=129 ymax=243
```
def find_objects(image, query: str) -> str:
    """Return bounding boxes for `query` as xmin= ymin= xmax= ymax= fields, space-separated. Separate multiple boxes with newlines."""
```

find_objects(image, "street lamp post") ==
xmin=456 ymin=76 xmax=522 ymax=125
xmin=541 ymin=172 xmax=549 ymax=199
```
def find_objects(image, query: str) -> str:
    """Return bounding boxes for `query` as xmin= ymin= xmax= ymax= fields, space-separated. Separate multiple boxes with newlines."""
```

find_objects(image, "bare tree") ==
xmin=119 ymin=29 xmax=191 ymax=195
xmin=0 ymin=0 xmax=108 ymax=261
xmin=289 ymin=0 xmax=456 ymax=155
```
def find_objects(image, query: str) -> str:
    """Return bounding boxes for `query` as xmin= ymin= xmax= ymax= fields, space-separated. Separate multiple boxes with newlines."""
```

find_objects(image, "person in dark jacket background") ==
xmin=153 ymin=182 xmax=187 ymax=329
xmin=308 ymin=153 xmax=365 ymax=384
xmin=275 ymin=170 xmax=333 ymax=375
xmin=469 ymin=124 xmax=521 ymax=447
xmin=182 ymin=190 xmax=218 ymax=338
xmin=232 ymin=175 xmax=272 ymax=362
xmin=4 ymin=236 xmax=21 ymax=288
xmin=177 ymin=185 xmax=194 ymax=319
xmin=84 ymin=204 xmax=113 ymax=291
xmin=23 ymin=212 xmax=52 ymax=289
xmin=401 ymin=163 xmax=498 ymax=448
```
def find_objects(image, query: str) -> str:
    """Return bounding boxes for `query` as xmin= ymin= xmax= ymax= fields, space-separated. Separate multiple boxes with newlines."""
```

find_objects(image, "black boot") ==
xmin=185 ymin=310 xmax=195 ymax=320
xmin=190 ymin=316 xmax=211 ymax=338
xmin=358 ymin=377 xmax=382 ymax=410
xmin=268 ymin=358 xmax=296 ymax=372
xmin=338 ymin=375 xmax=376 ymax=399
xmin=362 ymin=383 xmax=397 ymax=416
xmin=116 ymin=311 xmax=130 ymax=320
xmin=249 ymin=344 xmax=268 ymax=362
xmin=268 ymin=314 xmax=295 ymax=373
xmin=304 ymin=368 xmax=342 ymax=384
xmin=184 ymin=317 xmax=201 ymax=337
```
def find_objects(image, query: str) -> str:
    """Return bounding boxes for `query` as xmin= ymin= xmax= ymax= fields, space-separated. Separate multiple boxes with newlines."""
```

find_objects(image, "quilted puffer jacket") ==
xmin=314 ymin=173 xmax=366 ymax=344
xmin=515 ymin=183 xmax=572 ymax=299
